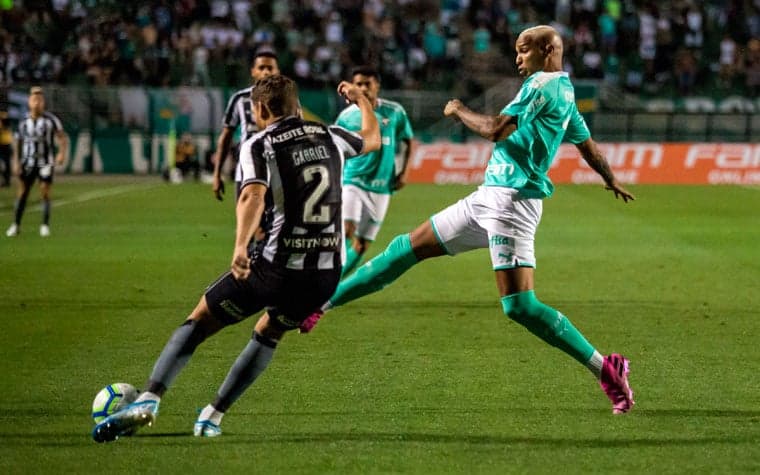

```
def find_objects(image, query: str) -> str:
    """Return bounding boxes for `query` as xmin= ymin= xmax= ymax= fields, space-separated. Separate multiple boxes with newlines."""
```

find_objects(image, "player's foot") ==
xmin=6 ymin=223 xmax=18 ymax=237
xmin=299 ymin=310 xmax=323 ymax=333
xmin=600 ymin=353 xmax=634 ymax=414
xmin=39 ymin=224 xmax=50 ymax=237
xmin=193 ymin=419 xmax=222 ymax=437
xmin=92 ymin=399 xmax=159 ymax=443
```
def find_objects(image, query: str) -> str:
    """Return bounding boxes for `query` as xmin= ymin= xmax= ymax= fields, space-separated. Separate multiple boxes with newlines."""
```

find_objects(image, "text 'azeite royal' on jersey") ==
xmin=239 ymin=116 xmax=364 ymax=271
xmin=17 ymin=111 xmax=63 ymax=168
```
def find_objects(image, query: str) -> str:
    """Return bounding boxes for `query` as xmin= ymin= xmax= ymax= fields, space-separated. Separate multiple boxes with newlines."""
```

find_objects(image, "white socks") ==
xmin=586 ymin=351 xmax=604 ymax=379
xmin=136 ymin=391 xmax=161 ymax=404
xmin=199 ymin=404 xmax=224 ymax=425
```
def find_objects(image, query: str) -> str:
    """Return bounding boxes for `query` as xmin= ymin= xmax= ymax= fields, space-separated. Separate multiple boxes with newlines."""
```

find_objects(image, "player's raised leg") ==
xmin=299 ymin=211 xmax=456 ymax=333
xmin=329 ymin=219 xmax=444 ymax=308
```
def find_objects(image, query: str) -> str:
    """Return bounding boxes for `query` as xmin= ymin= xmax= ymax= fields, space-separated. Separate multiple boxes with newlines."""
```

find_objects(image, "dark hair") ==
xmin=350 ymin=65 xmax=380 ymax=81
xmin=251 ymin=75 xmax=299 ymax=117
xmin=252 ymin=50 xmax=278 ymax=65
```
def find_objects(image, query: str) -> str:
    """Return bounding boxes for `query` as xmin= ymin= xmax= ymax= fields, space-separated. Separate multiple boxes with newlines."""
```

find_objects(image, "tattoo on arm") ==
xmin=456 ymin=107 xmax=512 ymax=142
xmin=578 ymin=141 xmax=615 ymax=184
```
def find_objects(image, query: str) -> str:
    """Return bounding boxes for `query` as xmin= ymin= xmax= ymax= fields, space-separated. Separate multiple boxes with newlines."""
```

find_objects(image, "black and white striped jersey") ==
xmin=240 ymin=116 xmax=364 ymax=271
xmin=222 ymin=86 xmax=257 ymax=142
xmin=16 ymin=112 xmax=63 ymax=168
xmin=222 ymin=86 xmax=256 ymax=182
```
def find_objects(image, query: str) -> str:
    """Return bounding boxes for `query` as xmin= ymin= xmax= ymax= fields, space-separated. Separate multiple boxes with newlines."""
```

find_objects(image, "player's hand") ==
xmin=605 ymin=180 xmax=635 ymax=203
xmin=231 ymin=247 xmax=251 ymax=280
xmin=213 ymin=175 xmax=225 ymax=201
xmin=337 ymin=81 xmax=363 ymax=104
xmin=55 ymin=153 xmax=65 ymax=166
xmin=444 ymin=99 xmax=463 ymax=117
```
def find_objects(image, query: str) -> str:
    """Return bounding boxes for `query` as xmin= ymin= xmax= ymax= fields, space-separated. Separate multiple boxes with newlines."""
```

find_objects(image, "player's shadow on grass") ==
xmin=185 ymin=431 xmax=760 ymax=448
xmin=239 ymin=408 xmax=760 ymax=419
xmin=138 ymin=432 xmax=189 ymax=438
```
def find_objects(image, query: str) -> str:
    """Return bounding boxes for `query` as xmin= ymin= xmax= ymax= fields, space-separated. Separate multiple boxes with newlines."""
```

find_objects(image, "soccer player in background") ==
xmin=211 ymin=51 xmax=279 ymax=201
xmin=335 ymin=66 xmax=415 ymax=276
xmin=301 ymin=25 xmax=637 ymax=414
xmin=6 ymin=87 xmax=68 ymax=237
xmin=92 ymin=74 xmax=380 ymax=442
xmin=0 ymin=112 xmax=13 ymax=187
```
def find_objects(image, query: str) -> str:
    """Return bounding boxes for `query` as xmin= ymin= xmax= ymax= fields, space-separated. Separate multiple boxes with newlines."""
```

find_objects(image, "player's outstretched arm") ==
xmin=575 ymin=138 xmax=635 ymax=202
xmin=337 ymin=81 xmax=380 ymax=153
xmin=212 ymin=127 xmax=234 ymax=201
xmin=444 ymin=99 xmax=516 ymax=142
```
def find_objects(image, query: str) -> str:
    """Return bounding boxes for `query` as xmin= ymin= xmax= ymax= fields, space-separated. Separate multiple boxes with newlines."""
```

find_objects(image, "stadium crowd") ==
xmin=0 ymin=0 xmax=758 ymax=96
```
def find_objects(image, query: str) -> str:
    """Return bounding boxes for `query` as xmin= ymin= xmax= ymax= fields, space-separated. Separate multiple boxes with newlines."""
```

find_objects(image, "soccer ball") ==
xmin=91 ymin=383 xmax=138 ymax=424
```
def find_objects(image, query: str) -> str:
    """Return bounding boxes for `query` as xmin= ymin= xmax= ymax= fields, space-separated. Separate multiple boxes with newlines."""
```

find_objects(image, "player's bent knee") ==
xmin=500 ymin=290 xmax=540 ymax=324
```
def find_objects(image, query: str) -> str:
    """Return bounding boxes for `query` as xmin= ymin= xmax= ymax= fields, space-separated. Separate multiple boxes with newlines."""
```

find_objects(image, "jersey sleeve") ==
xmin=563 ymin=103 xmax=591 ymax=144
xmin=222 ymin=93 xmax=241 ymax=129
xmin=328 ymin=125 xmax=364 ymax=158
xmin=335 ymin=106 xmax=361 ymax=131
xmin=239 ymin=137 xmax=270 ymax=188
xmin=46 ymin=112 xmax=63 ymax=132
xmin=501 ymin=83 xmax=545 ymax=122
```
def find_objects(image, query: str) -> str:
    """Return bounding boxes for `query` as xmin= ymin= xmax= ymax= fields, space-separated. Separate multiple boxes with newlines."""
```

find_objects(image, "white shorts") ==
xmin=342 ymin=184 xmax=391 ymax=241
xmin=430 ymin=186 xmax=542 ymax=269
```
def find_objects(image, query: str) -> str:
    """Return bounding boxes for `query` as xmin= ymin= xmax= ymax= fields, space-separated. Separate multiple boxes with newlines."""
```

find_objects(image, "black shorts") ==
xmin=204 ymin=258 xmax=340 ymax=330
xmin=21 ymin=164 xmax=54 ymax=185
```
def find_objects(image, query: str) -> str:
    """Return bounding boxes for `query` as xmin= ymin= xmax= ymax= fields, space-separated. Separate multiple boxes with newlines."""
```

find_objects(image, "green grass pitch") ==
xmin=1 ymin=177 xmax=758 ymax=474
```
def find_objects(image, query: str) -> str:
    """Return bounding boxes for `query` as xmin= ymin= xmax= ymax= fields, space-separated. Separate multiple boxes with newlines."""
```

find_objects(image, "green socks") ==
xmin=501 ymin=290 xmax=595 ymax=365
xmin=330 ymin=234 xmax=418 ymax=307
xmin=341 ymin=239 xmax=363 ymax=278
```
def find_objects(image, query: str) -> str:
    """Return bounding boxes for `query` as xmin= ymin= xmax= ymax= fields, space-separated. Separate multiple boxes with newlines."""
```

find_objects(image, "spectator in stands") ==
xmin=718 ymin=33 xmax=740 ymax=89
xmin=0 ymin=0 xmax=757 ymax=99
xmin=745 ymin=38 xmax=760 ymax=97
xmin=0 ymin=111 xmax=11 ymax=187
xmin=674 ymin=47 xmax=698 ymax=96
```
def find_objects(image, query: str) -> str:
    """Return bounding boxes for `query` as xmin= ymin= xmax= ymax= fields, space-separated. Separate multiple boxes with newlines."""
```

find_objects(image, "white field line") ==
xmin=0 ymin=183 xmax=160 ymax=215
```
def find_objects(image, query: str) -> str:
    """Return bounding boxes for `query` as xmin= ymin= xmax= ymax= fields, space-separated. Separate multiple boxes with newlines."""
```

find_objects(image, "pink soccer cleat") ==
xmin=299 ymin=310 xmax=324 ymax=334
xmin=600 ymin=353 xmax=635 ymax=414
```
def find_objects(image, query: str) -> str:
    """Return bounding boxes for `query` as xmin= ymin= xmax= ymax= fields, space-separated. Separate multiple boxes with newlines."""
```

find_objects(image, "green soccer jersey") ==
xmin=485 ymin=71 xmax=590 ymax=198
xmin=336 ymin=98 xmax=414 ymax=194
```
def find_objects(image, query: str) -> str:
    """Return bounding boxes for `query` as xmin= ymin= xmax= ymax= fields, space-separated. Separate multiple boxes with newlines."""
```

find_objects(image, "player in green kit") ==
xmin=335 ymin=66 xmax=415 ymax=276
xmin=300 ymin=26 xmax=636 ymax=415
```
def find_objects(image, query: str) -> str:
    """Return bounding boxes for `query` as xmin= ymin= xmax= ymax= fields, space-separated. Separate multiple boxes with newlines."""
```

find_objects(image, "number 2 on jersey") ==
xmin=302 ymin=165 xmax=331 ymax=224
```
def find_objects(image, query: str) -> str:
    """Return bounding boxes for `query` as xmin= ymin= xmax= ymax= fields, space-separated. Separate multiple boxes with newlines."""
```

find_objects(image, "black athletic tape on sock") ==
xmin=253 ymin=331 xmax=278 ymax=348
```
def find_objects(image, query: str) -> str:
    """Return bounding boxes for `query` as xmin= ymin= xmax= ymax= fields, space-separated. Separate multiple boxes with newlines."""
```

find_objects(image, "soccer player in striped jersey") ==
xmin=335 ymin=66 xmax=415 ymax=276
xmin=211 ymin=51 xmax=279 ymax=201
xmin=92 ymin=75 xmax=380 ymax=442
xmin=6 ymin=87 xmax=68 ymax=237
xmin=301 ymin=26 xmax=637 ymax=415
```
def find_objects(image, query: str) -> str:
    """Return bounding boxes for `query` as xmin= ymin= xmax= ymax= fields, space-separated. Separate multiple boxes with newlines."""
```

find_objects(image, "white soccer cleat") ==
xmin=6 ymin=223 xmax=18 ymax=237
xmin=39 ymin=224 xmax=50 ymax=237
xmin=92 ymin=399 xmax=159 ymax=443
xmin=193 ymin=419 xmax=222 ymax=437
